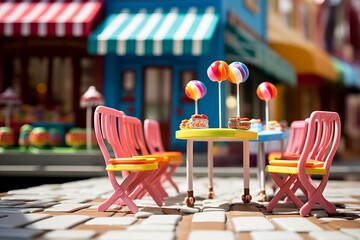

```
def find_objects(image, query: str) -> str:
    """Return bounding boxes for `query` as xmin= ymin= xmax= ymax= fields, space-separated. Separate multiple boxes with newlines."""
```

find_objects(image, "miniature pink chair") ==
xmin=266 ymin=111 xmax=341 ymax=216
xmin=144 ymin=119 xmax=183 ymax=193
xmin=268 ymin=120 xmax=308 ymax=161
xmin=121 ymin=115 xmax=170 ymax=199
xmin=268 ymin=120 xmax=309 ymax=197
xmin=94 ymin=106 xmax=163 ymax=213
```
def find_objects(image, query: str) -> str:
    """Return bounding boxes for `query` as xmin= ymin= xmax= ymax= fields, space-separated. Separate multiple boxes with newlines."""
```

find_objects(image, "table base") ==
xmin=185 ymin=190 xmax=195 ymax=207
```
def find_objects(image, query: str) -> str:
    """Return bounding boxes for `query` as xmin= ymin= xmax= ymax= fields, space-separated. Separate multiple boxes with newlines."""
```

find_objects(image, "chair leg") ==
xmin=126 ymin=171 xmax=164 ymax=207
xmin=284 ymin=179 xmax=308 ymax=203
xmin=127 ymin=171 xmax=160 ymax=199
xmin=299 ymin=176 xmax=336 ymax=217
xmin=161 ymin=164 xmax=180 ymax=193
xmin=98 ymin=173 xmax=139 ymax=213
xmin=137 ymin=164 xmax=169 ymax=199
xmin=140 ymin=179 xmax=164 ymax=207
xmin=267 ymin=173 xmax=303 ymax=212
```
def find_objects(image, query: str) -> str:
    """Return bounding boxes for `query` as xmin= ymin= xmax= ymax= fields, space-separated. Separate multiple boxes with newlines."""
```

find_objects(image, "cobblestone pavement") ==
xmin=0 ymin=176 xmax=359 ymax=239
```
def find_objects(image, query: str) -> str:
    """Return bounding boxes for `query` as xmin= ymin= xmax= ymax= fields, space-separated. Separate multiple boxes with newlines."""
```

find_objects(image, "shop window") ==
xmin=278 ymin=0 xmax=294 ymax=28
xmin=80 ymin=58 xmax=96 ymax=97
xmin=28 ymin=57 xmax=49 ymax=106
xmin=53 ymin=57 xmax=73 ymax=113
xmin=121 ymin=69 xmax=136 ymax=102
xmin=143 ymin=67 xmax=171 ymax=122
xmin=299 ymin=3 xmax=311 ymax=40
xmin=11 ymin=57 xmax=21 ymax=94
xmin=25 ymin=56 xmax=75 ymax=123
xmin=180 ymin=70 xmax=197 ymax=103
xmin=268 ymin=0 xmax=279 ymax=14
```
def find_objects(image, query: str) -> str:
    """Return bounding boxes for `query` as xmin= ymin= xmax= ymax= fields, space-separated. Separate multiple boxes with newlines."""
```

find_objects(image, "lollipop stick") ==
xmin=265 ymin=101 xmax=269 ymax=125
xmin=195 ymin=100 xmax=198 ymax=115
xmin=237 ymin=84 xmax=240 ymax=117
xmin=218 ymin=82 xmax=222 ymax=128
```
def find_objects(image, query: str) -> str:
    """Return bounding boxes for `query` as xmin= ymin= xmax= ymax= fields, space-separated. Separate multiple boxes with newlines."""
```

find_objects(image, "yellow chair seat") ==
xmin=132 ymin=154 xmax=169 ymax=163
xmin=266 ymin=165 xmax=327 ymax=175
xmin=106 ymin=163 xmax=158 ymax=172
xmin=159 ymin=151 xmax=182 ymax=164
xmin=269 ymin=159 xmax=324 ymax=168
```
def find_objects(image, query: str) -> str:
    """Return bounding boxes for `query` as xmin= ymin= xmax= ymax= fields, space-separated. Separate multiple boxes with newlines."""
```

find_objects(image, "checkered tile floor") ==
xmin=0 ymin=176 xmax=359 ymax=239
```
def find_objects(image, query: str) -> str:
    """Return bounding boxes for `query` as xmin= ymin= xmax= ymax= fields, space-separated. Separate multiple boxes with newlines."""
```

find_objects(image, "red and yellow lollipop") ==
xmin=185 ymin=80 xmax=207 ymax=115
xmin=256 ymin=82 xmax=277 ymax=124
xmin=207 ymin=60 xmax=230 ymax=82
xmin=256 ymin=82 xmax=277 ymax=101
xmin=207 ymin=60 xmax=230 ymax=128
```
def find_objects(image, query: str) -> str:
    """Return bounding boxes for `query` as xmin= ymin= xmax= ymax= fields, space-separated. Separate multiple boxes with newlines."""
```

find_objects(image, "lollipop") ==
xmin=256 ymin=82 xmax=277 ymax=125
xmin=228 ymin=62 xmax=249 ymax=117
xmin=207 ymin=60 xmax=230 ymax=128
xmin=207 ymin=60 xmax=230 ymax=82
xmin=185 ymin=80 xmax=207 ymax=115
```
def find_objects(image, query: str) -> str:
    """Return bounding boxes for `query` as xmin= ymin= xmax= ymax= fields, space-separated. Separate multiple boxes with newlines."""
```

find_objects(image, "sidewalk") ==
xmin=0 ymin=176 xmax=359 ymax=239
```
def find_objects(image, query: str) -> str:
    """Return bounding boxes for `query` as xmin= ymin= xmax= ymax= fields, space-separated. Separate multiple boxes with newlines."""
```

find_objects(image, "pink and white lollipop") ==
xmin=256 ymin=82 xmax=277 ymax=124
xmin=207 ymin=60 xmax=230 ymax=128
xmin=228 ymin=62 xmax=249 ymax=117
xmin=185 ymin=80 xmax=207 ymax=115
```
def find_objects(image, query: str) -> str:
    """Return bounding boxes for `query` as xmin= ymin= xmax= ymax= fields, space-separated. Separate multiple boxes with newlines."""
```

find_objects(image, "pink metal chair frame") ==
xmin=144 ymin=119 xmax=182 ymax=193
xmin=94 ymin=106 xmax=162 ymax=213
xmin=121 ymin=115 xmax=169 ymax=200
xmin=266 ymin=111 xmax=341 ymax=216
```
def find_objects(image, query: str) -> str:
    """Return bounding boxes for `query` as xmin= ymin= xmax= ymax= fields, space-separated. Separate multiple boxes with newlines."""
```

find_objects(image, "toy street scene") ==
xmin=0 ymin=0 xmax=359 ymax=239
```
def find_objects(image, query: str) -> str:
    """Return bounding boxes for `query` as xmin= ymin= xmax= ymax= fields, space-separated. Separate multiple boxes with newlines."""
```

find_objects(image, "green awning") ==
xmin=332 ymin=57 xmax=360 ymax=89
xmin=225 ymin=23 xmax=296 ymax=86
xmin=88 ymin=7 xmax=219 ymax=56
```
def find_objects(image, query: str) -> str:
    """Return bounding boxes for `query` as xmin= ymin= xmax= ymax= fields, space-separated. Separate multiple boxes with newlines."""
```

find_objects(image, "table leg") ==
xmin=185 ymin=140 xmax=195 ymax=207
xmin=207 ymin=140 xmax=214 ymax=199
xmin=242 ymin=140 xmax=252 ymax=203
xmin=257 ymin=142 xmax=268 ymax=202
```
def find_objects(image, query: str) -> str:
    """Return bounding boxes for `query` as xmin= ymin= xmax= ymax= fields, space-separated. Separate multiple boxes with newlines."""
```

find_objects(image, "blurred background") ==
xmin=0 ymin=0 xmax=359 ymax=190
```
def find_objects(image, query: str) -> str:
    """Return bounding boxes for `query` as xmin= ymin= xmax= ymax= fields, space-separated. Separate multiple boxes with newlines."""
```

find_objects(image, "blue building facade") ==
xmin=88 ymin=0 xmax=294 ymax=150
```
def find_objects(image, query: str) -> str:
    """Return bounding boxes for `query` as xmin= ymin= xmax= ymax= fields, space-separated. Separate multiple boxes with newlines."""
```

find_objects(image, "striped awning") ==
xmin=88 ymin=7 xmax=219 ymax=56
xmin=0 ymin=0 xmax=103 ymax=37
xmin=225 ymin=23 xmax=296 ymax=86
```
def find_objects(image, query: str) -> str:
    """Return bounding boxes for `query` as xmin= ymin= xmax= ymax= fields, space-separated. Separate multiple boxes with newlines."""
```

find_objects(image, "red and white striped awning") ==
xmin=0 ymin=0 xmax=103 ymax=37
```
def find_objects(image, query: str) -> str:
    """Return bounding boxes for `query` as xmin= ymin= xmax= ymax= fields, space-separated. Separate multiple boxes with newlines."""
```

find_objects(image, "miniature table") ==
xmin=176 ymin=128 xmax=258 ymax=207
xmin=251 ymin=130 xmax=285 ymax=201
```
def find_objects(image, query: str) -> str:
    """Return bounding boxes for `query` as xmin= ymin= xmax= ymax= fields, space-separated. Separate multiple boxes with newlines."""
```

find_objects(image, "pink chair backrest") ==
xmin=122 ymin=115 xmax=150 ymax=156
xmin=94 ymin=106 xmax=131 ymax=165
xmin=144 ymin=119 xmax=165 ymax=153
xmin=298 ymin=111 xmax=341 ymax=172
xmin=285 ymin=120 xmax=307 ymax=154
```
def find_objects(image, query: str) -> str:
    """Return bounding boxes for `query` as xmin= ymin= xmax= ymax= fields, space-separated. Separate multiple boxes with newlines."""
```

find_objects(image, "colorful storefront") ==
xmin=0 ymin=0 xmax=104 ymax=131
xmin=267 ymin=1 xmax=337 ymax=123
xmin=267 ymin=0 xmax=360 ymax=127
xmin=88 ymin=0 xmax=295 ymax=150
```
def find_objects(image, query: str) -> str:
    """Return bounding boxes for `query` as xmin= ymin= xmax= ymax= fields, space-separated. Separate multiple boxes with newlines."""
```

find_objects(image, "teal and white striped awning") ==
xmin=88 ymin=7 xmax=219 ymax=56
xmin=225 ymin=23 xmax=296 ymax=86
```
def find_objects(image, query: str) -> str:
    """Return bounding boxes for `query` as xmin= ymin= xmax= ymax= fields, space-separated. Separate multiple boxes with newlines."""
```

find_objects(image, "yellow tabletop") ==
xmin=176 ymin=128 xmax=258 ymax=140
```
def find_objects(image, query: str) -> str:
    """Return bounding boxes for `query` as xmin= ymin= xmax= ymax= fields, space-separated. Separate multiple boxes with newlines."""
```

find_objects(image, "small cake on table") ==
xmin=228 ymin=117 xmax=251 ymax=130
xmin=179 ymin=119 xmax=190 ymax=130
xmin=189 ymin=114 xmax=209 ymax=129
